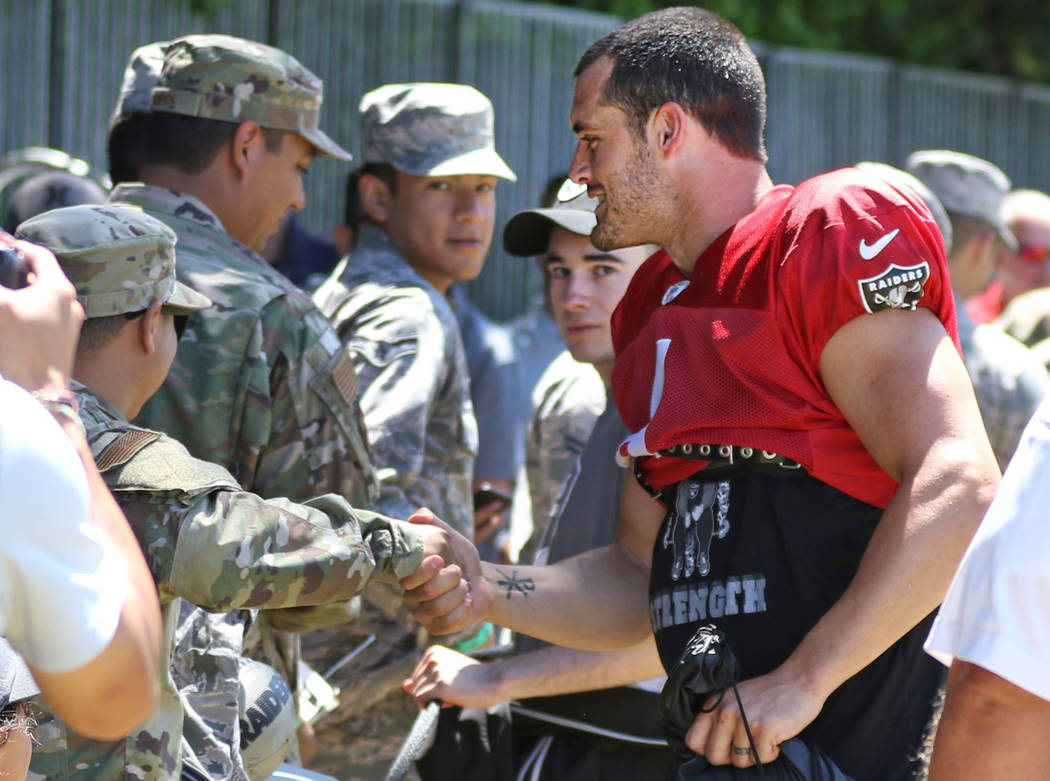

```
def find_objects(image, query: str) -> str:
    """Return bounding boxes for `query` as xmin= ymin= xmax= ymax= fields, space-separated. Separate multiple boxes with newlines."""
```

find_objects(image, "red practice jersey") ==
xmin=611 ymin=167 xmax=959 ymax=509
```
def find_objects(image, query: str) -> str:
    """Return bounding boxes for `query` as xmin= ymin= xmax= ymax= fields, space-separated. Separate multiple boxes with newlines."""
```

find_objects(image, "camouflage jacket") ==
xmin=28 ymin=383 xmax=423 ymax=781
xmin=107 ymin=183 xmax=377 ymax=732
xmin=170 ymin=602 xmax=249 ymax=780
xmin=108 ymin=183 xmax=377 ymax=508
xmin=957 ymin=299 xmax=1050 ymax=468
xmin=519 ymin=350 xmax=605 ymax=564
xmin=313 ymin=223 xmax=477 ymax=537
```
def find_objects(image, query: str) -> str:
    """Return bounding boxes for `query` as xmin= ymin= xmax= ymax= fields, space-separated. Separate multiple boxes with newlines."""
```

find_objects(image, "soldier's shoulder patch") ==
xmin=331 ymin=351 xmax=359 ymax=405
xmin=96 ymin=429 xmax=161 ymax=472
xmin=857 ymin=261 xmax=931 ymax=314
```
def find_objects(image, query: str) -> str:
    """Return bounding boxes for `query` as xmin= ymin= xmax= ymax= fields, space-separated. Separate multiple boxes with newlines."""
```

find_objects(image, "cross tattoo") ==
xmin=496 ymin=568 xmax=535 ymax=599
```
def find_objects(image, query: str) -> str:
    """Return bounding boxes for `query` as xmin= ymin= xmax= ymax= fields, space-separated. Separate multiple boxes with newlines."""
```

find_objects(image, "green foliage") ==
xmin=537 ymin=0 xmax=1050 ymax=84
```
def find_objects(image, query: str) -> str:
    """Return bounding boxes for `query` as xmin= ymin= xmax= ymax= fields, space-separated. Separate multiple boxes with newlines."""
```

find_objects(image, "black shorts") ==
xmin=649 ymin=470 xmax=943 ymax=781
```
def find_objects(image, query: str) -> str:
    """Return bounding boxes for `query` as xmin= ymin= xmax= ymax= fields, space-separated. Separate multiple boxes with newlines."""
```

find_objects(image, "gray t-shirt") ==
xmin=518 ymin=387 xmax=627 ymax=654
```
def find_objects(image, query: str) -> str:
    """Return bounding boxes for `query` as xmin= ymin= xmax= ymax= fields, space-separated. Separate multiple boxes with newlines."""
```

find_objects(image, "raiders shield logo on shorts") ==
xmin=857 ymin=261 xmax=930 ymax=313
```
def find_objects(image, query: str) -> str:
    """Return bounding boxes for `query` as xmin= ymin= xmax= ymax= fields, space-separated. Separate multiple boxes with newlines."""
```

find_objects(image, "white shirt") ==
xmin=926 ymin=395 xmax=1050 ymax=702
xmin=0 ymin=377 xmax=126 ymax=672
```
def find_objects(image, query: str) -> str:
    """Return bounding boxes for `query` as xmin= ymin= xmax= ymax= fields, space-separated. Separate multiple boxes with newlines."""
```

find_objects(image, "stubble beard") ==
xmin=590 ymin=141 xmax=660 ymax=251
xmin=589 ymin=216 xmax=624 ymax=251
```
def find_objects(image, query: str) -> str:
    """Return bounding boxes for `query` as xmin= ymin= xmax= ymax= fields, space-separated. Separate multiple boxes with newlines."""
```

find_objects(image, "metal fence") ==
xmin=3 ymin=0 xmax=1050 ymax=320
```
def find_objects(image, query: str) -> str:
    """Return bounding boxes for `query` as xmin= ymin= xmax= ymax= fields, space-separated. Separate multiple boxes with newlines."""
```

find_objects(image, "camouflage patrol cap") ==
xmin=906 ymin=149 xmax=1017 ymax=249
xmin=111 ymin=40 xmax=168 ymax=120
xmin=150 ymin=34 xmax=351 ymax=161
xmin=503 ymin=179 xmax=598 ymax=256
xmin=360 ymin=82 xmax=516 ymax=180
xmin=3 ymin=170 xmax=107 ymax=233
xmin=16 ymin=204 xmax=211 ymax=318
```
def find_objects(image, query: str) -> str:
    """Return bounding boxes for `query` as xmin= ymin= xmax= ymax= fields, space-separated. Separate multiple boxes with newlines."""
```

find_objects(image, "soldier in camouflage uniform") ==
xmin=18 ymin=204 xmax=470 ymax=781
xmin=111 ymin=34 xmax=375 ymax=506
xmin=107 ymin=46 xmax=289 ymax=778
xmin=104 ymin=36 xmax=380 ymax=770
xmin=908 ymin=150 xmax=1050 ymax=467
xmin=308 ymin=83 xmax=515 ymax=779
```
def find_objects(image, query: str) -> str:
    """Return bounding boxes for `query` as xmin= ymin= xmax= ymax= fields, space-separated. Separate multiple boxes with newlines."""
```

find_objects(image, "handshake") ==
xmin=398 ymin=509 xmax=491 ymax=635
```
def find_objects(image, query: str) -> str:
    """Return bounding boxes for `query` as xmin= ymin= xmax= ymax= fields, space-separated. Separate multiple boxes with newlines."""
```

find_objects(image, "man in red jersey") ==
xmin=404 ymin=8 xmax=998 ymax=781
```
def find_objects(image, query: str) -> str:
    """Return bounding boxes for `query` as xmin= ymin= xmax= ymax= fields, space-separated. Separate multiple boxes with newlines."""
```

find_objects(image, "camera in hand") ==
xmin=0 ymin=244 xmax=30 ymax=289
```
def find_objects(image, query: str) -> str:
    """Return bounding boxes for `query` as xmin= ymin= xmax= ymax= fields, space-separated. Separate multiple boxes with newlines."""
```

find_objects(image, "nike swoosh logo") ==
xmin=859 ymin=228 xmax=901 ymax=260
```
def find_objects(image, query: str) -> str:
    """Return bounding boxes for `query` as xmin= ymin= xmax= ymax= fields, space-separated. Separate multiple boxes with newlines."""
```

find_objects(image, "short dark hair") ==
xmin=78 ymin=312 xmax=138 ymax=352
xmin=343 ymin=168 xmax=366 ymax=229
xmin=575 ymin=7 xmax=767 ymax=162
xmin=107 ymin=113 xmax=152 ymax=185
xmin=359 ymin=163 xmax=397 ymax=194
xmin=78 ymin=307 xmax=187 ymax=353
xmin=107 ymin=113 xmax=284 ymax=183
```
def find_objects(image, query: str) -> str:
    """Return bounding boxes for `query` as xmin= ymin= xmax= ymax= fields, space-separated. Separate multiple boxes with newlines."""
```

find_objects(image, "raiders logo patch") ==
xmin=857 ymin=261 xmax=930 ymax=313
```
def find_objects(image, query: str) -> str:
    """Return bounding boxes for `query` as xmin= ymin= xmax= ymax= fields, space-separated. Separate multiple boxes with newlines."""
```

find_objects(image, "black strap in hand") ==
xmin=658 ymin=624 xmax=765 ymax=775
xmin=658 ymin=624 xmax=855 ymax=780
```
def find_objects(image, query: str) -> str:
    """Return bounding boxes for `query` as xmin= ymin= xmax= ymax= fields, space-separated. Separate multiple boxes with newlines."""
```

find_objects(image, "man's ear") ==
xmin=138 ymin=301 xmax=164 ymax=356
xmin=359 ymin=174 xmax=393 ymax=223
xmin=230 ymin=121 xmax=265 ymax=178
xmin=649 ymin=102 xmax=688 ymax=159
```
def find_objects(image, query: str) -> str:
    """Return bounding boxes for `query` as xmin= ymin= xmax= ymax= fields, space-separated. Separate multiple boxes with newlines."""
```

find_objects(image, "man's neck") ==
xmin=137 ymin=165 xmax=207 ymax=201
xmin=137 ymin=164 xmax=235 ymax=236
xmin=662 ymin=162 xmax=773 ymax=276
xmin=373 ymin=224 xmax=455 ymax=293
xmin=73 ymin=350 xmax=142 ymax=420
xmin=594 ymin=359 xmax=614 ymax=386
xmin=417 ymin=267 xmax=452 ymax=294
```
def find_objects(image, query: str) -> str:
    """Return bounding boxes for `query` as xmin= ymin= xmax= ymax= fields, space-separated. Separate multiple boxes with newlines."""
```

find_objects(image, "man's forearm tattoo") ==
xmin=496 ymin=568 xmax=535 ymax=599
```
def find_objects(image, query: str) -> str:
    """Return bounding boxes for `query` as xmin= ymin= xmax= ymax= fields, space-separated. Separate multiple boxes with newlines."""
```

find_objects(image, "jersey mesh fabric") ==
xmin=611 ymin=168 xmax=958 ymax=508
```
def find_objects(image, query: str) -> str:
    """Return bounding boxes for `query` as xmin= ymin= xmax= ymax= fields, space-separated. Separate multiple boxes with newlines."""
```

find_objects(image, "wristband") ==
xmin=32 ymin=389 xmax=86 ymax=438
xmin=450 ymin=621 xmax=494 ymax=653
